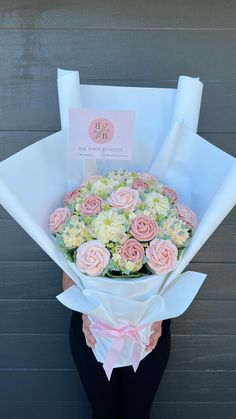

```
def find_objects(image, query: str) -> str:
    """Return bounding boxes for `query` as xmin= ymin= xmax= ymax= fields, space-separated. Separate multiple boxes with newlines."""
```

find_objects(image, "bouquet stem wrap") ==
xmin=57 ymin=268 xmax=206 ymax=379
xmin=90 ymin=318 xmax=147 ymax=380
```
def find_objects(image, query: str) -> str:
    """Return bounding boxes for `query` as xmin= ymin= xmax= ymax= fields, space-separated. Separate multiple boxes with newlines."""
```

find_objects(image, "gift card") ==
xmin=69 ymin=108 xmax=135 ymax=160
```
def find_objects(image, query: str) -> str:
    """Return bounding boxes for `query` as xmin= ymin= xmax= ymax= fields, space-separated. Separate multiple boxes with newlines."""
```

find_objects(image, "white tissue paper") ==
xmin=0 ymin=69 xmax=235 ymax=378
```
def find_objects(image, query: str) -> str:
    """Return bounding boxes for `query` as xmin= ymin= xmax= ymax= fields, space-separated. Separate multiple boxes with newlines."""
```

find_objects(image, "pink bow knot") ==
xmin=90 ymin=319 xmax=146 ymax=380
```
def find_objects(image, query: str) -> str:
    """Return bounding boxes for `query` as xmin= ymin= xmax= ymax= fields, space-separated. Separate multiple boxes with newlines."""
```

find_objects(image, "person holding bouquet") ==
xmin=48 ymin=170 xmax=197 ymax=418
xmin=63 ymin=271 xmax=171 ymax=419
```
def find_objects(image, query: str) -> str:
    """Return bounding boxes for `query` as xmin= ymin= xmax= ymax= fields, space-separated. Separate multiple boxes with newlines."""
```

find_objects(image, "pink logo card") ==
xmin=69 ymin=108 xmax=135 ymax=160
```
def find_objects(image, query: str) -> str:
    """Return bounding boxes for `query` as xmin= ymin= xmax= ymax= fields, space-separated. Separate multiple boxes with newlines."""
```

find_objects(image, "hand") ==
xmin=82 ymin=314 xmax=96 ymax=349
xmin=145 ymin=320 xmax=162 ymax=352
xmin=62 ymin=272 xmax=75 ymax=290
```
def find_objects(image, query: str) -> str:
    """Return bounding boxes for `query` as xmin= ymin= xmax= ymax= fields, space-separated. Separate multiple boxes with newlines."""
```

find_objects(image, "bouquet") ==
xmin=49 ymin=170 xmax=196 ymax=279
xmin=0 ymin=69 xmax=235 ymax=380
xmin=50 ymin=170 xmax=197 ymax=379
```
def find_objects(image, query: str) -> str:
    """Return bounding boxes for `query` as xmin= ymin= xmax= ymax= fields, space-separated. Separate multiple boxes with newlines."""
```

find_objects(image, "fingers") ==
xmin=82 ymin=314 xmax=96 ymax=349
xmin=81 ymin=315 xmax=163 ymax=351
xmin=84 ymin=333 xmax=96 ymax=348
xmin=151 ymin=320 xmax=163 ymax=331
xmin=145 ymin=321 xmax=162 ymax=352
xmin=82 ymin=313 xmax=91 ymax=328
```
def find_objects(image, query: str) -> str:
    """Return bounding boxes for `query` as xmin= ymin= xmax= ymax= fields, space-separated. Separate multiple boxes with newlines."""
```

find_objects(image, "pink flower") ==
xmin=138 ymin=172 xmax=158 ymax=182
xmin=49 ymin=207 xmax=70 ymax=234
xmin=146 ymin=239 xmax=178 ymax=274
xmin=120 ymin=239 xmax=144 ymax=261
xmin=80 ymin=195 xmax=103 ymax=215
xmin=76 ymin=240 xmax=110 ymax=276
xmin=131 ymin=215 xmax=158 ymax=242
xmin=176 ymin=203 xmax=197 ymax=228
xmin=132 ymin=179 xmax=149 ymax=191
xmin=163 ymin=186 xmax=178 ymax=203
xmin=64 ymin=188 xmax=81 ymax=205
xmin=108 ymin=187 xmax=140 ymax=212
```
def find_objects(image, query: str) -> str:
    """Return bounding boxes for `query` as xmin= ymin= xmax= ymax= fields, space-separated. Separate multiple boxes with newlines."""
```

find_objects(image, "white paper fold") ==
xmin=56 ymin=270 xmax=206 ymax=367
xmin=0 ymin=68 xmax=235 ymax=371
xmin=171 ymin=76 xmax=203 ymax=132
xmin=56 ymin=69 xmax=203 ymax=189
xmin=150 ymin=121 xmax=236 ymax=293
xmin=57 ymin=68 xmax=82 ymax=129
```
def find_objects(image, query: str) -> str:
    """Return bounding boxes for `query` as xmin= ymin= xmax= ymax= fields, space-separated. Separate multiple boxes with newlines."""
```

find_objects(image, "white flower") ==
xmin=128 ymin=211 xmax=138 ymax=221
xmin=91 ymin=178 xmax=119 ymax=195
xmin=91 ymin=210 xmax=127 ymax=244
xmin=158 ymin=216 xmax=189 ymax=247
xmin=155 ymin=182 xmax=164 ymax=193
xmin=69 ymin=215 xmax=81 ymax=225
xmin=108 ymin=170 xmax=131 ymax=182
xmin=144 ymin=192 xmax=170 ymax=216
xmin=62 ymin=222 xmax=87 ymax=249
xmin=126 ymin=261 xmax=135 ymax=271
xmin=112 ymin=252 xmax=121 ymax=262
xmin=142 ymin=208 xmax=157 ymax=219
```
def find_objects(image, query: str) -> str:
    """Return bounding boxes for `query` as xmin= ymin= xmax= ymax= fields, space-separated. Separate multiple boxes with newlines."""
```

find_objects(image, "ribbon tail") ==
xmin=131 ymin=342 xmax=143 ymax=372
xmin=103 ymin=337 xmax=125 ymax=381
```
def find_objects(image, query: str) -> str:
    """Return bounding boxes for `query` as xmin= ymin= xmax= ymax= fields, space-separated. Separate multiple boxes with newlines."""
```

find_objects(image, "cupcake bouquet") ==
xmin=49 ymin=169 xmax=197 ymax=379
xmin=49 ymin=170 xmax=196 ymax=279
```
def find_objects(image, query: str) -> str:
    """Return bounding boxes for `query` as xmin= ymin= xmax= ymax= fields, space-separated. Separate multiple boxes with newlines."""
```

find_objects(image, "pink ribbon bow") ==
xmin=90 ymin=319 xmax=147 ymax=380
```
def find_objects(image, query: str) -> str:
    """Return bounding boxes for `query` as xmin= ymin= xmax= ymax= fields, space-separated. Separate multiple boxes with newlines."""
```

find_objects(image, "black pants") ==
xmin=69 ymin=311 xmax=171 ymax=419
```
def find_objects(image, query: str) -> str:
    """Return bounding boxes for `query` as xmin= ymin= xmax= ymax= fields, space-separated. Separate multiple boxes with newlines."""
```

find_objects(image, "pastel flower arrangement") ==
xmin=49 ymin=170 xmax=197 ymax=278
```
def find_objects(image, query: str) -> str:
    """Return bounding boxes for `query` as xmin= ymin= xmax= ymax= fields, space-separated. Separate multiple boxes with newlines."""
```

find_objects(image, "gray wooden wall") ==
xmin=0 ymin=1 xmax=236 ymax=418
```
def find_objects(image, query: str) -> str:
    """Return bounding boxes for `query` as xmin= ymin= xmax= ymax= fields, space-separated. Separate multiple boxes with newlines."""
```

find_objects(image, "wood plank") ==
xmin=152 ymin=402 xmax=236 ymax=419
xmin=193 ymin=263 xmax=236 ymax=300
xmin=0 ymin=219 xmax=50 ymax=261
xmin=0 ymin=370 xmax=235 ymax=402
xmin=0 ymin=261 xmax=236 ymax=300
xmin=0 ymin=131 xmax=54 ymax=163
xmin=173 ymin=300 xmax=236 ymax=335
xmin=191 ymin=217 xmax=236 ymax=263
xmin=0 ymin=300 xmax=71 ymax=334
xmin=0 ymin=401 xmax=235 ymax=419
xmin=0 ymin=261 xmax=62 ymax=299
xmin=0 ymin=300 xmax=235 ymax=335
xmin=1 ymin=30 xmax=236 ymax=83
xmin=0 ymin=334 xmax=235 ymax=371
xmin=0 ymin=401 xmax=90 ymax=419
xmin=0 ymin=215 xmax=235 ymax=262
xmin=199 ymin=133 xmax=236 ymax=157
xmin=1 ymin=80 xmax=236 ymax=132
xmin=168 ymin=335 xmax=236 ymax=370
xmin=0 ymin=1 xmax=236 ymax=29
xmin=0 ymin=130 xmax=54 ymax=219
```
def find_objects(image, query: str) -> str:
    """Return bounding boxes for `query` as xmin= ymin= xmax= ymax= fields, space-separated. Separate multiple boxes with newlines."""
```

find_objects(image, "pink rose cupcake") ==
xmin=120 ymin=239 xmax=144 ymax=261
xmin=163 ymin=186 xmax=178 ymax=203
xmin=108 ymin=187 xmax=140 ymax=212
xmin=76 ymin=240 xmax=110 ymax=276
xmin=80 ymin=195 xmax=103 ymax=216
xmin=132 ymin=179 xmax=149 ymax=191
xmin=146 ymin=238 xmax=178 ymax=274
xmin=49 ymin=207 xmax=70 ymax=234
xmin=131 ymin=215 xmax=158 ymax=242
xmin=64 ymin=188 xmax=81 ymax=205
xmin=176 ymin=203 xmax=197 ymax=228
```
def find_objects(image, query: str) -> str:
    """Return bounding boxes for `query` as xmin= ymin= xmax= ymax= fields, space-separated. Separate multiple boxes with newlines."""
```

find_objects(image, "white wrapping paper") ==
xmin=57 ymin=267 xmax=206 ymax=369
xmin=0 ymin=69 xmax=235 ymax=375
xmin=57 ymin=69 xmax=203 ymax=189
